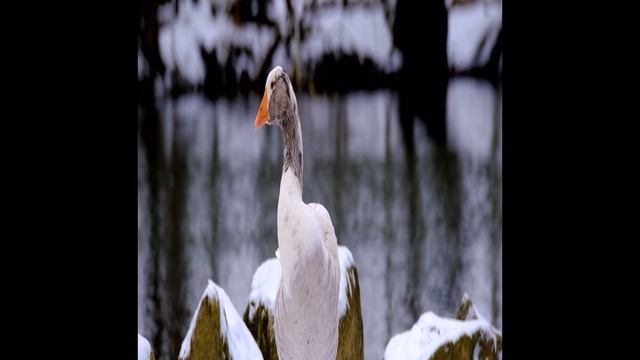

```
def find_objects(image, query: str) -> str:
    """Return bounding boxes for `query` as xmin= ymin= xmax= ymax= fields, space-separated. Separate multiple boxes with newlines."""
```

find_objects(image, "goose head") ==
xmin=254 ymin=66 xmax=298 ymax=128
xmin=254 ymin=66 xmax=304 ymax=187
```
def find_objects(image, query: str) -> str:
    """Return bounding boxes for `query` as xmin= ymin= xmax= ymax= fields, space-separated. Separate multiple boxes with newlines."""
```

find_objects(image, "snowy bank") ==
xmin=179 ymin=280 xmax=263 ymax=360
xmin=138 ymin=334 xmax=155 ymax=360
xmin=158 ymin=0 xmax=276 ymax=87
xmin=299 ymin=4 xmax=400 ymax=74
xmin=243 ymin=245 xmax=363 ymax=360
xmin=146 ymin=0 xmax=400 ymax=93
xmin=384 ymin=294 xmax=502 ymax=360
xmin=448 ymin=1 xmax=502 ymax=73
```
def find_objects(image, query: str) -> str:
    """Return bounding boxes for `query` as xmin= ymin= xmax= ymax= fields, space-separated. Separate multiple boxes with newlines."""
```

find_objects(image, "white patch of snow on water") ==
xmin=179 ymin=280 xmax=263 ymax=360
xmin=446 ymin=78 xmax=498 ymax=163
xmin=345 ymin=91 xmax=391 ymax=161
xmin=138 ymin=334 xmax=152 ymax=360
xmin=383 ymin=311 xmax=495 ymax=360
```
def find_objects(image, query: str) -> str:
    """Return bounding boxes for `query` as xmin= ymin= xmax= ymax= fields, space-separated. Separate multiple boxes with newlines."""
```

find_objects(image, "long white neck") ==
xmin=277 ymin=110 xmax=304 ymax=248
xmin=276 ymin=108 xmax=305 ymax=291
xmin=280 ymin=109 xmax=303 ymax=191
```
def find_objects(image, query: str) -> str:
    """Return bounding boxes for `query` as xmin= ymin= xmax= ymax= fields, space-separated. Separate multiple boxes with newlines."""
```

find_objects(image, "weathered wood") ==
xmin=179 ymin=295 xmax=231 ymax=360
xmin=456 ymin=292 xmax=471 ymax=320
xmin=385 ymin=294 xmax=502 ymax=360
xmin=243 ymin=303 xmax=279 ymax=360
xmin=336 ymin=264 xmax=364 ymax=360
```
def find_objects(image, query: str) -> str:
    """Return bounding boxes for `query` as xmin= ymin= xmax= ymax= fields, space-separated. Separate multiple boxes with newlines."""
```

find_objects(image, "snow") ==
xmin=155 ymin=0 xmax=400 ymax=89
xmin=338 ymin=246 xmax=356 ymax=317
xmin=471 ymin=302 xmax=501 ymax=344
xmin=217 ymin=282 xmax=264 ymax=359
xmin=246 ymin=245 xmax=357 ymax=320
xmin=383 ymin=310 xmax=496 ymax=360
xmin=247 ymin=258 xmax=282 ymax=320
xmin=267 ymin=0 xmax=289 ymax=35
xmin=138 ymin=334 xmax=152 ymax=360
xmin=179 ymin=280 xmax=263 ymax=360
xmin=448 ymin=2 xmax=502 ymax=71
xmin=300 ymin=5 xmax=394 ymax=70
xmin=158 ymin=0 xmax=276 ymax=85
xmin=291 ymin=0 xmax=312 ymax=23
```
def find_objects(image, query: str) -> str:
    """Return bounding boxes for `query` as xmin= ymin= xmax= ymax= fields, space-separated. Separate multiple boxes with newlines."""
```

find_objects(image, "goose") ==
xmin=254 ymin=66 xmax=340 ymax=360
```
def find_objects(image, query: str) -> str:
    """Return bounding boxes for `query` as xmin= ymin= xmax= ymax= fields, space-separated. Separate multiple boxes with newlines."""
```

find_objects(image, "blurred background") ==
xmin=137 ymin=0 xmax=502 ymax=359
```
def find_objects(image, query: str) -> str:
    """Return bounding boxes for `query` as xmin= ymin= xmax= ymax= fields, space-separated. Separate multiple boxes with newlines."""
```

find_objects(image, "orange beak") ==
xmin=254 ymin=88 xmax=269 ymax=128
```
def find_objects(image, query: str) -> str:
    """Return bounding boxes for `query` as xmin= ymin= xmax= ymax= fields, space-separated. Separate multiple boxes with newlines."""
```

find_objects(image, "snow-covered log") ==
xmin=384 ymin=294 xmax=502 ymax=360
xmin=179 ymin=280 xmax=263 ymax=360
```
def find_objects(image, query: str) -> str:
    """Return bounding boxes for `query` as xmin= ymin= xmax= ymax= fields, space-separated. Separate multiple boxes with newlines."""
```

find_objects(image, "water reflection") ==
xmin=138 ymin=78 xmax=501 ymax=360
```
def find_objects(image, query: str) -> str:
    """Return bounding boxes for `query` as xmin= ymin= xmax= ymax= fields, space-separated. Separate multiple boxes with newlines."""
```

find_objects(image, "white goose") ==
xmin=254 ymin=66 xmax=340 ymax=360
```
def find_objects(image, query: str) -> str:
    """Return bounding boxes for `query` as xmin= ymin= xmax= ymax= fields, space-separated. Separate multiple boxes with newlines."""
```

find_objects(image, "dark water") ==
xmin=138 ymin=77 xmax=502 ymax=360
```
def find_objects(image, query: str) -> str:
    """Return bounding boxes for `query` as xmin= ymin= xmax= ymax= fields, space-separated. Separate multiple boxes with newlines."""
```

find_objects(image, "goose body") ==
xmin=255 ymin=66 xmax=340 ymax=360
